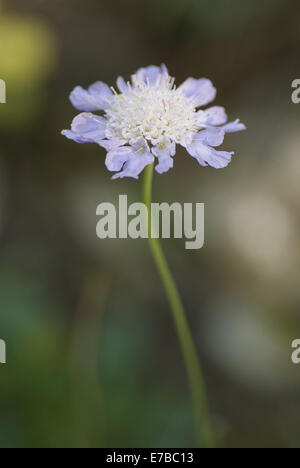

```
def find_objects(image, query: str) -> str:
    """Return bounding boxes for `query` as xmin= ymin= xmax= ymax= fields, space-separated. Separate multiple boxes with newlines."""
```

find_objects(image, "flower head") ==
xmin=62 ymin=65 xmax=245 ymax=179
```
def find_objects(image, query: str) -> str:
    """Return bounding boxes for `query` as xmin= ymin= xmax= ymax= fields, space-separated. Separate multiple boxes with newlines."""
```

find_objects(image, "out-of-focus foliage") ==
xmin=147 ymin=0 xmax=286 ymax=34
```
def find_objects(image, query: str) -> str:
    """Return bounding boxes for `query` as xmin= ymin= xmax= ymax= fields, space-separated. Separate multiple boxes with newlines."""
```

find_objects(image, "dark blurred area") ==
xmin=1 ymin=0 xmax=300 ymax=448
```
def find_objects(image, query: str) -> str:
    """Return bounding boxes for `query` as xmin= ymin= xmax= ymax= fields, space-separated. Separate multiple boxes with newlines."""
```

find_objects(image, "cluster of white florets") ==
xmin=105 ymin=75 xmax=203 ymax=146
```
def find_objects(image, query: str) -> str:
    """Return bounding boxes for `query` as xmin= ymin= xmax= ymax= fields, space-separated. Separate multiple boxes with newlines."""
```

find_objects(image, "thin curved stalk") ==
xmin=143 ymin=163 xmax=214 ymax=448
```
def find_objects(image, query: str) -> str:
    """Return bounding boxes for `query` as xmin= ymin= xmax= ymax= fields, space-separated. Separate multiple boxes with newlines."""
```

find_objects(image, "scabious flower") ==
xmin=62 ymin=65 xmax=245 ymax=179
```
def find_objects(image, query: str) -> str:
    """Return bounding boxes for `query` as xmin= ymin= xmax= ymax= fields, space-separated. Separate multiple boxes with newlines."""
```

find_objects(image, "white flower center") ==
xmin=105 ymin=75 xmax=203 ymax=146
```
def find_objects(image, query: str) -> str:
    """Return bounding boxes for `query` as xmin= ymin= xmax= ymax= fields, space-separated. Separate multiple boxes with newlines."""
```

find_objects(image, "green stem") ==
xmin=143 ymin=163 xmax=214 ymax=448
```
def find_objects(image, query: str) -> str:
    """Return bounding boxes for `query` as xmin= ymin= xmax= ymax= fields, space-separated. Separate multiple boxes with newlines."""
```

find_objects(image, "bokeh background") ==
xmin=0 ymin=0 xmax=300 ymax=448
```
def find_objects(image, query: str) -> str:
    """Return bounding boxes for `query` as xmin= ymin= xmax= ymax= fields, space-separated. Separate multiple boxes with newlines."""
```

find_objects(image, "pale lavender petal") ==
xmin=62 ymin=113 xmax=106 ymax=144
xmin=70 ymin=82 xmax=112 ymax=111
xmin=130 ymin=137 xmax=150 ymax=153
xmin=186 ymin=140 xmax=210 ymax=166
xmin=222 ymin=119 xmax=246 ymax=133
xmin=88 ymin=81 xmax=112 ymax=100
xmin=112 ymin=152 xmax=154 ymax=179
xmin=105 ymin=147 xmax=132 ymax=171
xmin=193 ymin=127 xmax=225 ymax=147
xmin=116 ymin=76 xmax=130 ymax=94
xmin=71 ymin=113 xmax=106 ymax=139
xmin=179 ymin=78 xmax=216 ymax=107
xmin=112 ymin=140 xmax=154 ymax=179
xmin=186 ymin=141 xmax=234 ymax=169
xmin=204 ymin=106 xmax=228 ymax=125
xmin=152 ymin=139 xmax=176 ymax=174
xmin=205 ymin=150 xmax=234 ymax=169
xmin=161 ymin=64 xmax=169 ymax=79
xmin=135 ymin=65 xmax=168 ymax=86
xmin=61 ymin=130 xmax=87 ymax=144
xmin=99 ymin=138 xmax=125 ymax=151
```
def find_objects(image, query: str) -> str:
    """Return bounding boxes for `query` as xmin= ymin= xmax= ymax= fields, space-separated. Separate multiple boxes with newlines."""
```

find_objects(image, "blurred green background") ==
xmin=1 ymin=0 xmax=300 ymax=448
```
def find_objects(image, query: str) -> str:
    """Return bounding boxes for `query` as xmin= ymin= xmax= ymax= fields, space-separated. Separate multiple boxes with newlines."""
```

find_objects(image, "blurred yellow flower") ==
xmin=0 ymin=11 xmax=57 ymax=127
